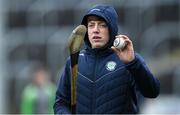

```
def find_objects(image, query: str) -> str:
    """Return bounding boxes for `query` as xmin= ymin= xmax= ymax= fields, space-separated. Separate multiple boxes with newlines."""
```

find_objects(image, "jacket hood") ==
xmin=81 ymin=4 xmax=119 ymax=50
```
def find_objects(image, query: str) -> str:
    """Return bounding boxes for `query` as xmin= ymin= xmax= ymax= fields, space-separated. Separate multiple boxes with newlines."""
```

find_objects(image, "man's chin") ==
xmin=92 ymin=44 xmax=103 ymax=49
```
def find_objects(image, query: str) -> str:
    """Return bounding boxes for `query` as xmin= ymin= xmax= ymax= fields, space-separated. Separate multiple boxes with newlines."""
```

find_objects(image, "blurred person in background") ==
xmin=20 ymin=63 xmax=55 ymax=114
xmin=54 ymin=4 xmax=160 ymax=114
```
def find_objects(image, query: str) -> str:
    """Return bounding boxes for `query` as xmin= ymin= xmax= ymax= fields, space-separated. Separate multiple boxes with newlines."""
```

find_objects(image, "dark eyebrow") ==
xmin=87 ymin=21 xmax=95 ymax=25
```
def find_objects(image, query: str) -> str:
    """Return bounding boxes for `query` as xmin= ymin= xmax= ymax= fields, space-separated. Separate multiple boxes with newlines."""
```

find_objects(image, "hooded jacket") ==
xmin=54 ymin=4 xmax=160 ymax=114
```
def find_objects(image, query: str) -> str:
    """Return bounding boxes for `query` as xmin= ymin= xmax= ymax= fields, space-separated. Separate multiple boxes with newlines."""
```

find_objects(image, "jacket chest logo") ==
xmin=106 ymin=61 xmax=117 ymax=71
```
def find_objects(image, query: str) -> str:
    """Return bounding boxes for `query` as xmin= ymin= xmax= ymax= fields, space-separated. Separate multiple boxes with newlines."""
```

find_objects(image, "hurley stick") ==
xmin=68 ymin=25 xmax=86 ymax=113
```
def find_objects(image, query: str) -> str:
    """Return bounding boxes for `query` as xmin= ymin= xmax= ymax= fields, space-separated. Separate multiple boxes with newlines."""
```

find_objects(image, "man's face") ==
xmin=87 ymin=16 xmax=109 ymax=49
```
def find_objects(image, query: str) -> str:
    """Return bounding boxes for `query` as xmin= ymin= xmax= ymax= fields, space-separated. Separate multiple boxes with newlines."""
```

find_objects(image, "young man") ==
xmin=54 ymin=4 xmax=160 ymax=114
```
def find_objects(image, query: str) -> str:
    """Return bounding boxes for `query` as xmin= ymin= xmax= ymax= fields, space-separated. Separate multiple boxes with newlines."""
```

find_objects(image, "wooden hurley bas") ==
xmin=68 ymin=25 xmax=86 ymax=114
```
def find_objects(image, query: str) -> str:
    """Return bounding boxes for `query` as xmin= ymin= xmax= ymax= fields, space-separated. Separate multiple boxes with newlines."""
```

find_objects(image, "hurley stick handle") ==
xmin=68 ymin=25 xmax=86 ymax=114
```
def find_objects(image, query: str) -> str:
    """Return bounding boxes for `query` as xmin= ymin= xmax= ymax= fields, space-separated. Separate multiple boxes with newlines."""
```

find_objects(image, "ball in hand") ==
xmin=113 ymin=37 xmax=126 ymax=50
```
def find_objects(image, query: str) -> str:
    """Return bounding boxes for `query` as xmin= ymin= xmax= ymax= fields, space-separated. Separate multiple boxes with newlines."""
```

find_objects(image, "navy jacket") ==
xmin=54 ymin=5 xmax=160 ymax=114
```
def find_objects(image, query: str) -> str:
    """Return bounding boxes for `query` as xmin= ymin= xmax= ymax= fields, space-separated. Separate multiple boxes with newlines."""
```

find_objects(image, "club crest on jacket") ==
xmin=106 ymin=61 xmax=116 ymax=71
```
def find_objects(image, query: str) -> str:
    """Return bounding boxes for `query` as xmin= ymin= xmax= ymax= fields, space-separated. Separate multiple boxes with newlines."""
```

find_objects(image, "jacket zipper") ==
xmin=91 ymin=55 xmax=98 ymax=113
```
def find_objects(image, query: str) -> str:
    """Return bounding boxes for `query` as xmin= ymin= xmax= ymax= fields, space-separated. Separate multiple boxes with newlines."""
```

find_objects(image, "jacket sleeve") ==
xmin=53 ymin=59 xmax=71 ymax=114
xmin=126 ymin=53 xmax=160 ymax=98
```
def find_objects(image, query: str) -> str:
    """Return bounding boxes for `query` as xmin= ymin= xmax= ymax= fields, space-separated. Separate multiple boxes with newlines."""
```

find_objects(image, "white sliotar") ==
xmin=113 ymin=37 xmax=126 ymax=49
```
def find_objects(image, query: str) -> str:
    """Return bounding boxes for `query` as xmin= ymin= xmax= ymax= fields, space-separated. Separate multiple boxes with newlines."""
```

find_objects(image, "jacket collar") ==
xmin=85 ymin=47 xmax=113 ymax=57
